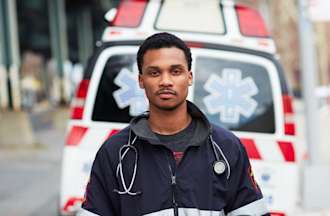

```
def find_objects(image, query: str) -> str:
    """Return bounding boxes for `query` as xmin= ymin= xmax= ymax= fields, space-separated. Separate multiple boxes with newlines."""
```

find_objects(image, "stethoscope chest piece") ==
xmin=213 ymin=160 xmax=226 ymax=175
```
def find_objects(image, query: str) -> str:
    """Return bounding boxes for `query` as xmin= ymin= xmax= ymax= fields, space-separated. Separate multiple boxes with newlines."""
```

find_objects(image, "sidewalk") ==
xmin=0 ymin=110 xmax=36 ymax=147
xmin=294 ymin=99 xmax=330 ymax=164
xmin=0 ymin=102 xmax=69 ymax=145
xmin=299 ymin=210 xmax=330 ymax=216
xmin=294 ymin=99 xmax=330 ymax=215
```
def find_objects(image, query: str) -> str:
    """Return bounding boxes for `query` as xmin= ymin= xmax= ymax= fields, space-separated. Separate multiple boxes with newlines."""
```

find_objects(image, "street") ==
xmin=0 ymin=108 xmax=65 ymax=216
xmin=0 ymin=150 xmax=60 ymax=216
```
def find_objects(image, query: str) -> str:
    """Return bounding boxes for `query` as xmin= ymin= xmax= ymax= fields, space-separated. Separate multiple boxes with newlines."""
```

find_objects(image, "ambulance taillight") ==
xmin=235 ymin=4 xmax=270 ymax=37
xmin=70 ymin=79 xmax=90 ymax=120
xmin=282 ymin=94 xmax=296 ymax=135
xmin=270 ymin=212 xmax=286 ymax=216
xmin=111 ymin=0 xmax=147 ymax=27
xmin=62 ymin=197 xmax=84 ymax=214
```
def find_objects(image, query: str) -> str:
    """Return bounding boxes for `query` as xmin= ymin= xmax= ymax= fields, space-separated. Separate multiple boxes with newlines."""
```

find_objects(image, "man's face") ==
xmin=139 ymin=47 xmax=192 ymax=111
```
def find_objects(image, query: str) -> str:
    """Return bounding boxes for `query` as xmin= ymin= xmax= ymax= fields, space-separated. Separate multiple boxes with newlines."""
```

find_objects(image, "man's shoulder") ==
xmin=101 ymin=126 xmax=131 ymax=151
xmin=210 ymin=123 xmax=244 ymax=158
xmin=211 ymin=123 xmax=239 ymax=143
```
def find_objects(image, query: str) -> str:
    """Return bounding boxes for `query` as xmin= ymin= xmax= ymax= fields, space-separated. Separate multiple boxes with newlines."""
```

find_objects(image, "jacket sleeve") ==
xmin=79 ymin=144 xmax=120 ymax=216
xmin=225 ymin=138 xmax=270 ymax=216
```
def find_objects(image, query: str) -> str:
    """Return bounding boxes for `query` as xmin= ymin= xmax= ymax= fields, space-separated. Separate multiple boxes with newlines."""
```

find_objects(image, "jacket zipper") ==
xmin=168 ymin=158 xmax=179 ymax=216
xmin=171 ymin=174 xmax=178 ymax=216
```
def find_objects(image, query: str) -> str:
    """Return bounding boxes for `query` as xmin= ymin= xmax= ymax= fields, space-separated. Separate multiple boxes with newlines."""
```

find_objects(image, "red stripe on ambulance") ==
xmin=240 ymin=138 xmax=262 ymax=160
xmin=277 ymin=141 xmax=295 ymax=162
xmin=66 ymin=126 xmax=88 ymax=146
xmin=107 ymin=129 xmax=120 ymax=139
xmin=240 ymin=137 xmax=295 ymax=162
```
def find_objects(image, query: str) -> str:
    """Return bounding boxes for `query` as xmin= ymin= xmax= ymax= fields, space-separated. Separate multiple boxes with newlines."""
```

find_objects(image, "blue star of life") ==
xmin=203 ymin=68 xmax=259 ymax=124
xmin=113 ymin=68 xmax=148 ymax=116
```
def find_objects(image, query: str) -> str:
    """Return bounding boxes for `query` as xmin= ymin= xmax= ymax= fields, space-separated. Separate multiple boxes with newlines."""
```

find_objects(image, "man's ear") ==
xmin=138 ymin=74 xmax=144 ymax=89
xmin=188 ymin=71 xmax=193 ymax=86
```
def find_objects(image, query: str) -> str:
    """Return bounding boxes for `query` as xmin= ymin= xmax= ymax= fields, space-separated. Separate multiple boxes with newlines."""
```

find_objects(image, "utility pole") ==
xmin=48 ymin=0 xmax=70 ymax=103
xmin=298 ymin=0 xmax=330 ymax=210
xmin=7 ymin=0 xmax=21 ymax=110
xmin=0 ymin=0 xmax=9 ymax=109
xmin=0 ymin=0 xmax=21 ymax=110
xmin=298 ymin=0 xmax=319 ymax=166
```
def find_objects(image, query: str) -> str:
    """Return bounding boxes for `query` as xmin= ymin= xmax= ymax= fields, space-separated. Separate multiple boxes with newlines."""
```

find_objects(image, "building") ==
xmin=0 ymin=0 xmax=118 ymax=110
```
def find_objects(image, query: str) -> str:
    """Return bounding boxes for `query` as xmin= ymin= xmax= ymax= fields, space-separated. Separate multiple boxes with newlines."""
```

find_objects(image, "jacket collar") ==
xmin=130 ymin=101 xmax=212 ymax=147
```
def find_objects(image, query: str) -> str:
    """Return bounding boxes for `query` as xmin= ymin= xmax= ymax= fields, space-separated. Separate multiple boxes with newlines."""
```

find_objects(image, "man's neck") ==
xmin=148 ymin=102 xmax=191 ymax=135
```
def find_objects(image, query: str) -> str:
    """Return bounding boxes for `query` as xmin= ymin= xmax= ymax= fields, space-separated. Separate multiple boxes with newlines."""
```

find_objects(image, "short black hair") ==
xmin=137 ymin=32 xmax=192 ymax=74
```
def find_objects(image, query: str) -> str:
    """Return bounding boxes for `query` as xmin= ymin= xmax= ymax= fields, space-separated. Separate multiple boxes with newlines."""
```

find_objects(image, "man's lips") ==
xmin=156 ymin=89 xmax=176 ymax=95
xmin=156 ymin=89 xmax=177 ymax=98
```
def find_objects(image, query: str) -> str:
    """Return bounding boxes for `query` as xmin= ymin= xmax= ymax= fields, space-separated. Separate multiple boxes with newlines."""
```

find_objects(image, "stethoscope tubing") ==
xmin=114 ymin=133 xmax=141 ymax=195
xmin=210 ymin=135 xmax=231 ymax=179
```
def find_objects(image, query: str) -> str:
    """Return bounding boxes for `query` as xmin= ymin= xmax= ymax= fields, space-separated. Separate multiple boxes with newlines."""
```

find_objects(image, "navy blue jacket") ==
xmin=80 ymin=102 xmax=269 ymax=216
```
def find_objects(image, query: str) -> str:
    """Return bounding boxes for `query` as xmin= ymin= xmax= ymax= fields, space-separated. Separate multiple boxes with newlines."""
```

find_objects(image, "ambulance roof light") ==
xmin=111 ymin=0 xmax=147 ymax=27
xmin=235 ymin=4 xmax=270 ymax=37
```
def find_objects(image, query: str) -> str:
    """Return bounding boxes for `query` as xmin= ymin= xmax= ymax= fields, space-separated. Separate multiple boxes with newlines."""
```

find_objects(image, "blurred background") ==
xmin=0 ymin=0 xmax=329 ymax=215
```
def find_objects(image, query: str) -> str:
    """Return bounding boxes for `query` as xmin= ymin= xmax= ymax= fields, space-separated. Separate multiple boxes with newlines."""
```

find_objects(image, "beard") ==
xmin=149 ymin=96 xmax=187 ymax=111
xmin=155 ymin=101 xmax=184 ymax=111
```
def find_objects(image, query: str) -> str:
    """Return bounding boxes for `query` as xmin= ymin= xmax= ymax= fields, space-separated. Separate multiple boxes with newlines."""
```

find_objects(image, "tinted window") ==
xmin=194 ymin=56 xmax=275 ymax=133
xmin=92 ymin=54 xmax=147 ymax=122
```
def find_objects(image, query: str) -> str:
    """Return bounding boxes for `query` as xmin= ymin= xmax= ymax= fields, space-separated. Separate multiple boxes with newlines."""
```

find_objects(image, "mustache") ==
xmin=156 ymin=88 xmax=177 ymax=95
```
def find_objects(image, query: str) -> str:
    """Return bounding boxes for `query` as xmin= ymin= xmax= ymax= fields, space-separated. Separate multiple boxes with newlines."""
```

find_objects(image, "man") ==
xmin=80 ymin=32 xmax=270 ymax=216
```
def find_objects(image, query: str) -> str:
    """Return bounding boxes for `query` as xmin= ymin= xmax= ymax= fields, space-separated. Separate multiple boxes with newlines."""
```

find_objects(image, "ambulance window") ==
xmin=155 ymin=0 xmax=225 ymax=34
xmin=194 ymin=56 xmax=275 ymax=133
xmin=92 ymin=54 xmax=141 ymax=122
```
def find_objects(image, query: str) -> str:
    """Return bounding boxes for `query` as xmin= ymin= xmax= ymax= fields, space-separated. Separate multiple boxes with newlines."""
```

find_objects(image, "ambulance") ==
xmin=59 ymin=0 xmax=303 ymax=215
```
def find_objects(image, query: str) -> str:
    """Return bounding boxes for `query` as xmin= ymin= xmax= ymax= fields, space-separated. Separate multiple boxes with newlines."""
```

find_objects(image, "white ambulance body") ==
xmin=59 ymin=1 xmax=303 ymax=215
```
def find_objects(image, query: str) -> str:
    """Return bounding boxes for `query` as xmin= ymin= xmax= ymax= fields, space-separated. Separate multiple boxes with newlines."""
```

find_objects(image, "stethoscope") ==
xmin=113 ymin=130 xmax=141 ymax=196
xmin=209 ymin=135 xmax=231 ymax=179
xmin=113 ymin=130 xmax=231 ymax=196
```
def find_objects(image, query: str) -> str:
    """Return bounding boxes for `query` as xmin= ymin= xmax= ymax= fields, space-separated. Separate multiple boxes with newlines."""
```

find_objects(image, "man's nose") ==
xmin=159 ymin=72 xmax=173 ymax=86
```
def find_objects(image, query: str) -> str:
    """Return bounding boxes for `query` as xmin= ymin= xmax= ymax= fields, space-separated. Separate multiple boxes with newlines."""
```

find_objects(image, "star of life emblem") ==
xmin=113 ymin=67 xmax=148 ymax=116
xmin=203 ymin=68 xmax=259 ymax=124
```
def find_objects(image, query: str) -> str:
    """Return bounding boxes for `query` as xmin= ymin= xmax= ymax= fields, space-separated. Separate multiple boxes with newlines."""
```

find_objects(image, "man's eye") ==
xmin=148 ymin=71 xmax=159 ymax=76
xmin=172 ymin=69 xmax=182 ymax=75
